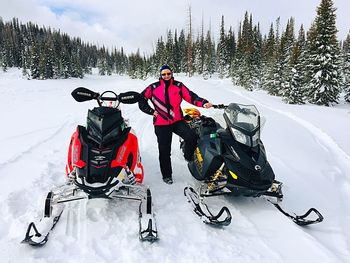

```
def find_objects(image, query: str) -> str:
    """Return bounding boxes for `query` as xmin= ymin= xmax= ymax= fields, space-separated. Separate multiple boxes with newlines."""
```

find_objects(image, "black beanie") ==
xmin=159 ymin=65 xmax=172 ymax=73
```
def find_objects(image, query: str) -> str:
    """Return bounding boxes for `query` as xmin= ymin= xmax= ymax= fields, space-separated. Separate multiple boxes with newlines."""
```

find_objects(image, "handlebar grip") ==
xmin=213 ymin=104 xmax=228 ymax=109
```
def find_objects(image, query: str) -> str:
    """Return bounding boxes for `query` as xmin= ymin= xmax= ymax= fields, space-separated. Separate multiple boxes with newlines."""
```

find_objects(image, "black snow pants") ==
xmin=154 ymin=120 xmax=197 ymax=180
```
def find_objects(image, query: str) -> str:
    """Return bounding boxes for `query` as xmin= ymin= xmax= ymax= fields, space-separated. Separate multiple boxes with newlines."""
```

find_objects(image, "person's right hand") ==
xmin=203 ymin=102 xmax=213 ymax=109
xmin=153 ymin=111 xmax=158 ymax=117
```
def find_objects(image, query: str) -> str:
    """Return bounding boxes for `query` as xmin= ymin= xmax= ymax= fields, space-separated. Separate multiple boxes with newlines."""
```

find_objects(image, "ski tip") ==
xmin=139 ymin=218 xmax=159 ymax=242
xmin=139 ymin=233 xmax=159 ymax=242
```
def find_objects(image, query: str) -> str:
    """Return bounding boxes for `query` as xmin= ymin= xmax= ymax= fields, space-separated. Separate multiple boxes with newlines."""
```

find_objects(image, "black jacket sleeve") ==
xmin=138 ymin=96 xmax=155 ymax=116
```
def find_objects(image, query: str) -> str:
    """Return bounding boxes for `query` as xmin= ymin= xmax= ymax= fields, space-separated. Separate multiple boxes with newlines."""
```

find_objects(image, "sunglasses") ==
xmin=161 ymin=73 xmax=172 ymax=76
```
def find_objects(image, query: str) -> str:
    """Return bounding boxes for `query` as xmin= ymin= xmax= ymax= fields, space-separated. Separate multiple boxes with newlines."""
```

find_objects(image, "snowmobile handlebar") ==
xmin=71 ymin=87 xmax=142 ymax=106
xmin=212 ymin=103 xmax=257 ymax=116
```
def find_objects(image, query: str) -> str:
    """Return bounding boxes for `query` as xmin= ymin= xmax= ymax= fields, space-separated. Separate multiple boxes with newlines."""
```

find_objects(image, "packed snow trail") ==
xmin=0 ymin=70 xmax=349 ymax=262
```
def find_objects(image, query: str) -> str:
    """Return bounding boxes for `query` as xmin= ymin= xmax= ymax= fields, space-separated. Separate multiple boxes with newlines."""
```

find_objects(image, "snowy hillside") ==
xmin=0 ymin=69 xmax=350 ymax=263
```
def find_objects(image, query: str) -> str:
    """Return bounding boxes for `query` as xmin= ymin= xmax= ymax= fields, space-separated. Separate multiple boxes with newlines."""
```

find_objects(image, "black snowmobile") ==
xmin=182 ymin=104 xmax=323 ymax=226
xmin=22 ymin=87 xmax=158 ymax=246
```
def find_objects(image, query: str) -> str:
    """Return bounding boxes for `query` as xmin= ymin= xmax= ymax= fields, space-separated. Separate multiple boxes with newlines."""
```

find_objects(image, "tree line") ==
xmin=0 ymin=17 xmax=128 ymax=79
xmin=0 ymin=0 xmax=349 ymax=105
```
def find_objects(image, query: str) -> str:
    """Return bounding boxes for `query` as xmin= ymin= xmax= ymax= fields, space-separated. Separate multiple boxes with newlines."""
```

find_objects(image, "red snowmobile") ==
xmin=22 ymin=87 xmax=158 ymax=246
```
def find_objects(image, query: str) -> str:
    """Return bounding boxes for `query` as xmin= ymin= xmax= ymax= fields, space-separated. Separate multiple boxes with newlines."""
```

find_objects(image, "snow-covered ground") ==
xmin=1 ymin=69 xmax=350 ymax=263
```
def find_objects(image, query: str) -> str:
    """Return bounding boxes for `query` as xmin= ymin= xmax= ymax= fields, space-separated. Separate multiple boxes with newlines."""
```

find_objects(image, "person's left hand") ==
xmin=203 ymin=102 xmax=213 ymax=109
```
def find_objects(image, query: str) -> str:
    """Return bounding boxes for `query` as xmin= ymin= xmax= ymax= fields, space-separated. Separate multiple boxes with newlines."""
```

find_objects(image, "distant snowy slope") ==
xmin=0 ymin=69 xmax=349 ymax=263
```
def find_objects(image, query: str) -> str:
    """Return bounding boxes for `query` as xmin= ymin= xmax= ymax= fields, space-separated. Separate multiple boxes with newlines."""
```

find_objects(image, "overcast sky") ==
xmin=1 ymin=0 xmax=349 ymax=54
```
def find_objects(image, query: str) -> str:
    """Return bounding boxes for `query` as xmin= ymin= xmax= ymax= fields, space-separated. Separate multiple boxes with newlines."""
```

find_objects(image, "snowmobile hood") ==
xmin=87 ymin=106 xmax=126 ymax=145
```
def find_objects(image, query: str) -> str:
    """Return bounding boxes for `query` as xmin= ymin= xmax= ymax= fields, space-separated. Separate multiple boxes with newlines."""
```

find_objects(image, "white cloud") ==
xmin=1 ymin=0 xmax=349 ymax=54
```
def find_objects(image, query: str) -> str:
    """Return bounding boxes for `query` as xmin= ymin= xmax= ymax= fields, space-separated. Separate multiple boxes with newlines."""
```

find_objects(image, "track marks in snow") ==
xmin=0 ymin=121 xmax=70 ymax=169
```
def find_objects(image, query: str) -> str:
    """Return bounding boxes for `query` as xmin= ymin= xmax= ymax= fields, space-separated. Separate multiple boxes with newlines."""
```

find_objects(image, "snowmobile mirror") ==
xmin=118 ymin=91 xmax=142 ymax=104
xmin=71 ymin=87 xmax=99 ymax=102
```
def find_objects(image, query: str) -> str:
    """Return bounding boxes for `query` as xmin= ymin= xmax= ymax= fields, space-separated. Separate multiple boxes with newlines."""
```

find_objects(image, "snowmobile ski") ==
xmin=22 ymin=204 xmax=64 ymax=246
xmin=138 ymin=188 xmax=158 ymax=242
xmin=270 ymin=201 xmax=324 ymax=226
xmin=184 ymin=186 xmax=232 ymax=226
xmin=139 ymin=217 xmax=158 ymax=242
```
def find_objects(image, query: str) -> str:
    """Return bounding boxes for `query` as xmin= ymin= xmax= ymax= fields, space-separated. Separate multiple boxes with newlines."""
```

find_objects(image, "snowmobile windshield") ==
xmin=224 ymin=103 xmax=260 ymax=147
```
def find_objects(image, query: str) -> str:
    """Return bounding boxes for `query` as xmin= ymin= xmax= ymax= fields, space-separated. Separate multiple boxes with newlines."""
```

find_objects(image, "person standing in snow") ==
xmin=139 ymin=65 xmax=212 ymax=184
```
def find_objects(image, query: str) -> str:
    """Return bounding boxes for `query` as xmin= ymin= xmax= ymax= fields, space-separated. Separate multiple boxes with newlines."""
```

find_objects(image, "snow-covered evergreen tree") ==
xmin=186 ymin=6 xmax=194 ymax=77
xmin=128 ymin=49 xmax=145 ymax=79
xmin=97 ymin=47 xmax=107 ymax=76
xmin=153 ymin=37 xmax=166 ymax=75
xmin=165 ymin=30 xmax=175 ymax=68
xmin=250 ymin=24 xmax=263 ymax=89
xmin=226 ymin=27 xmax=236 ymax=70
xmin=0 ymin=17 xmax=4 ymax=71
xmin=21 ymin=46 xmax=30 ymax=79
xmin=71 ymin=46 xmax=83 ymax=78
xmin=203 ymin=29 xmax=215 ymax=79
xmin=217 ymin=16 xmax=229 ymax=78
xmin=173 ymin=30 xmax=181 ymax=73
xmin=231 ymin=13 xmax=261 ymax=90
xmin=29 ymin=39 xmax=40 ymax=79
xmin=177 ymin=30 xmax=187 ymax=73
xmin=283 ymin=25 xmax=306 ymax=104
xmin=43 ymin=36 xmax=55 ymax=79
xmin=342 ymin=31 xmax=350 ymax=102
xmin=274 ymin=18 xmax=295 ymax=97
xmin=193 ymin=19 xmax=206 ymax=75
xmin=306 ymin=0 xmax=342 ymax=106
xmin=193 ymin=34 xmax=201 ymax=74
xmin=261 ymin=23 xmax=276 ymax=93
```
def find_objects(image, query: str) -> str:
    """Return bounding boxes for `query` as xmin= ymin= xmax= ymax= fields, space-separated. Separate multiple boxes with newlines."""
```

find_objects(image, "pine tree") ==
xmin=261 ymin=23 xmax=276 ymax=92
xmin=2 ymin=26 xmax=14 ymax=70
xmin=203 ymin=28 xmax=215 ymax=79
xmin=21 ymin=46 xmax=30 ymax=78
xmin=283 ymin=25 xmax=306 ymax=104
xmin=250 ymin=24 xmax=263 ymax=89
xmin=217 ymin=15 xmax=229 ymax=78
xmin=231 ymin=12 xmax=259 ymax=90
xmin=29 ymin=39 xmax=40 ymax=79
xmin=193 ymin=34 xmax=201 ymax=74
xmin=118 ymin=47 xmax=128 ymax=75
xmin=226 ymin=27 xmax=236 ymax=69
xmin=97 ymin=49 xmax=107 ymax=76
xmin=165 ymin=29 xmax=175 ymax=68
xmin=186 ymin=6 xmax=194 ymax=76
xmin=194 ymin=18 xmax=206 ymax=75
xmin=71 ymin=47 xmax=83 ymax=78
xmin=43 ymin=35 xmax=55 ymax=79
xmin=279 ymin=18 xmax=296 ymax=98
xmin=173 ymin=30 xmax=181 ymax=73
xmin=231 ymin=22 xmax=242 ymax=85
xmin=306 ymin=0 xmax=342 ymax=106
xmin=154 ymin=37 xmax=166 ymax=75
xmin=0 ymin=17 xmax=4 ymax=70
xmin=178 ymin=29 xmax=187 ymax=73
xmin=128 ymin=49 xmax=145 ymax=79
xmin=343 ymin=31 xmax=350 ymax=102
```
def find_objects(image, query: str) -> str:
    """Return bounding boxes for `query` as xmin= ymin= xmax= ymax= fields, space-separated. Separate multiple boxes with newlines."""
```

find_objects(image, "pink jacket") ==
xmin=140 ymin=78 xmax=208 ymax=125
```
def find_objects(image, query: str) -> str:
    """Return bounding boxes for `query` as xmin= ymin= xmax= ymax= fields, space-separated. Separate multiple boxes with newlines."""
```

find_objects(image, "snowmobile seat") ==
xmin=199 ymin=116 xmax=219 ymax=136
xmin=201 ymin=116 xmax=216 ymax=127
